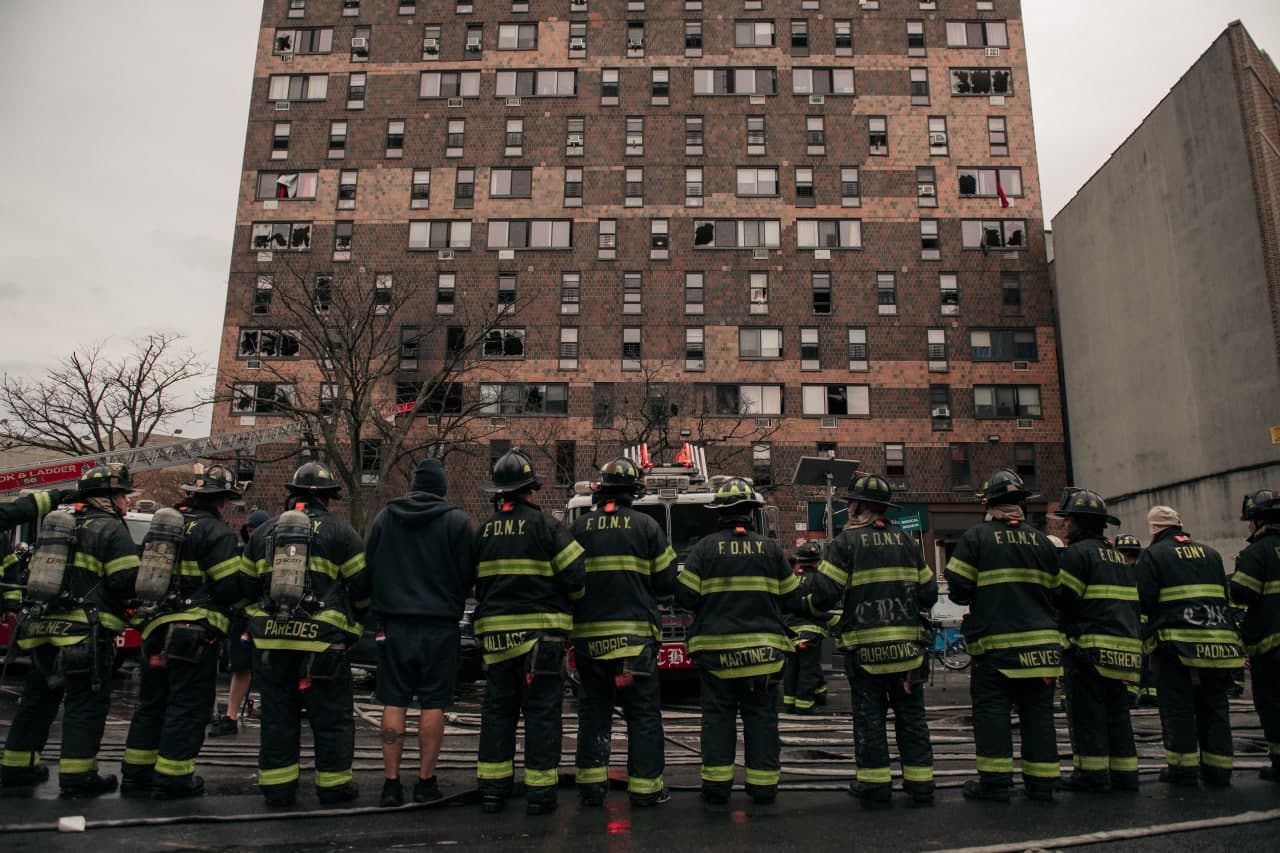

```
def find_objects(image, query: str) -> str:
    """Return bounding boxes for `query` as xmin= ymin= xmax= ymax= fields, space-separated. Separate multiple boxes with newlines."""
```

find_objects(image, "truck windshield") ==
xmin=669 ymin=505 xmax=721 ymax=559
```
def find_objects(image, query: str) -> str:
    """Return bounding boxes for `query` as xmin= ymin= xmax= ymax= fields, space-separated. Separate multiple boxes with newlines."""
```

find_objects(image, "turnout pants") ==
xmin=1253 ymin=652 xmax=1280 ymax=772
xmin=1153 ymin=650 xmax=1233 ymax=783
xmin=1 ymin=639 xmax=114 ymax=788
xmin=122 ymin=625 xmax=220 ymax=790
xmin=783 ymin=642 xmax=826 ymax=712
xmin=969 ymin=658 xmax=1060 ymax=794
xmin=573 ymin=648 xmax=665 ymax=800
xmin=699 ymin=671 xmax=780 ymax=800
xmin=477 ymin=653 xmax=566 ymax=806
xmin=254 ymin=647 xmax=355 ymax=798
xmin=1062 ymin=651 xmax=1137 ymax=787
xmin=846 ymin=657 xmax=933 ymax=795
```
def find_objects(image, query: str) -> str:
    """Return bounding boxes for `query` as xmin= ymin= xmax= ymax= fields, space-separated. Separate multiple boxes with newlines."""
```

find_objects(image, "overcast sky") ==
xmin=0 ymin=1 xmax=1276 ymax=438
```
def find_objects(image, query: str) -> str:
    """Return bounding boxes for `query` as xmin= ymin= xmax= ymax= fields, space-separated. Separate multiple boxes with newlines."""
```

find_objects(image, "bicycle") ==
xmin=926 ymin=619 xmax=970 ymax=671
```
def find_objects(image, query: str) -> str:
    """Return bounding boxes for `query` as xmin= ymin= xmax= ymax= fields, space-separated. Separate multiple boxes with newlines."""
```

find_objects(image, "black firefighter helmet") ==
xmin=1053 ymin=488 xmax=1120 ymax=526
xmin=182 ymin=465 xmax=242 ymax=498
xmin=598 ymin=457 xmax=644 ymax=497
xmin=707 ymin=477 xmax=763 ymax=512
xmin=1241 ymin=489 xmax=1279 ymax=521
xmin=485 ymin=450 xmax=541 ymax=494
xmin=845 ymin=473 xmax=900 ymax=509
xmin=287 ymin=461 xmax=342 ymax=496
xmin=77 ymin=463 xmax=133 ymax=498
xmin=979 ymin=468 xmax=1037 ymax=505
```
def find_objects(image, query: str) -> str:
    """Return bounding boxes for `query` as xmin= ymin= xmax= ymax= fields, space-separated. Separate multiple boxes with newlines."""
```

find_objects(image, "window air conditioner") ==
xmin=929 ymin=132 xmax=947 ymax=146
xmin=246 ymin=359 xmax=262 ymax=370
xmin=567 ymin=134 xmax=584 ymax=146
xmin=1017 ymin=418 xmax=1033 ymax=429
xmin=808 ymin=94 xmax=825 ymax=105
xmin=571 ymin=0 xmax=586 ymax=6
xmin=985 ymin=47 xmax=1001 ymax=57
xmin=918 ymin=185 xmax=936 ymax=197
xmin=505 ymin=96 xmax=522 ymax=106
xmin=423 ymin=38 xmax=440 ymax=53
xmin=447 ymin=96 xmax=464 ymax=107
xmin=351 ymin=37 xmax=369 ymax=54
xmin=931 ymin=406 xmax=950 ymax=418
xmin=755 ymin=417 xmax=773 ymax=428
xmin=466 ymin=38 xmax=482 ymax=52
xmin=438 ymin=248 xmax=455 ymax=260
xmin=275 ymin=100 xmax=291 ymax=111
xmin=628 ymin=39 xmax=644 ymax=50
xmin=569 ymin=37 xmax=586 ymax=50
xmin=752 ymin=248 xmax=769 ymax=260
xmin=280 ymin=52 xmax=294 ymax=63
xmin=426 ymin=414 xmax=441 ymax=425
xmin=1012 ymin=360 xmax=1030 ymax=371
xmin=820 ymin=417 xmax=837 ymax=429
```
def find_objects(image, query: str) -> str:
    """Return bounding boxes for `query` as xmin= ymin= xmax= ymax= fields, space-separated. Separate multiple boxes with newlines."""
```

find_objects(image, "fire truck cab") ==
xmin=562 ymin=445 xmax=777 ymax=679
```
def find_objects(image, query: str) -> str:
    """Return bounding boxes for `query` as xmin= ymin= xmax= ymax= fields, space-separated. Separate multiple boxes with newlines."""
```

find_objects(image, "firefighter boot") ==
xmin=0 ymin=764 xmax=49 ymax=789
xmin=60 ymin=772 xmax=119 ymax=798
xmin=962 ymin=779 xmax=1011 ymax=803
xmin=153 ymin=775 xmax=205 ymax=800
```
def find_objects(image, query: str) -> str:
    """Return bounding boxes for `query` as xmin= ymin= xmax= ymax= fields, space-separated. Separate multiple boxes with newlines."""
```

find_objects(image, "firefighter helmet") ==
xmin=793 ymin=541 xmax=822 ymax=563
xmin=980 ymin=468 xmax=1036 ymax=504
xmin=77 ymin=463 xmax=133 ymax=497
xmin=1241 ymin=489 xmax=1279 ymax=521
xmin=1054 ymin=488 xmax=1120 ymax=525
xmin=286 ymin=461 xmax=341 ymax=496
xmin=707 ymin=478 xmax=762 ymax=511
xmin=182 ymin=465 xmax=242 ymax=497
xmin=1113 ymin=533 xmax=1142 ymax=554
xmin=598 ymin=457 xmax=643 ymax=496
xmin=845 ymin=474 xmax=900 ymax=509
xmin=485 ymin=450 xmax=541 ymax=494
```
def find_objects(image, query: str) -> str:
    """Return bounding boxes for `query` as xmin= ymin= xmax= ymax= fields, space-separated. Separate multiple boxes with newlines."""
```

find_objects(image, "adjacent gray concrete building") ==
xmin=1052 ymin=22 xmax=1280 ymax=555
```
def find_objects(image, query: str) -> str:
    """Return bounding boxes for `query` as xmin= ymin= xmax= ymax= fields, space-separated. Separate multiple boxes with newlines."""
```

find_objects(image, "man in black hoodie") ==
xmin=366 ymin=458 xmax=476 ymax=807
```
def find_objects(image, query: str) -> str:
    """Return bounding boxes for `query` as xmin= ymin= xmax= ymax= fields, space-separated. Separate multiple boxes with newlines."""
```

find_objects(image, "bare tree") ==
xmin=227 ymin=262 xmax=525 ymax=531
xmin=0 ymin=334 xmax=209 ymax=456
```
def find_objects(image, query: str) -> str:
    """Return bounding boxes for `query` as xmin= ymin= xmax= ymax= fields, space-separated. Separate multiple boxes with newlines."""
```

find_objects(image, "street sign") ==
xmin=897 ymin=512 xmax=924 ymax=533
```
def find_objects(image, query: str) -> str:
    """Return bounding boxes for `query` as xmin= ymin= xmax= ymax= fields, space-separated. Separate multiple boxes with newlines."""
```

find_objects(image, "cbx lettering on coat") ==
xmin=853 ymin=597 xmax=914 ymax=623
xmin=482 ymin=519 xmax=527 ymax=538
xmin=716 ymin=541 xmax=766 ymax=556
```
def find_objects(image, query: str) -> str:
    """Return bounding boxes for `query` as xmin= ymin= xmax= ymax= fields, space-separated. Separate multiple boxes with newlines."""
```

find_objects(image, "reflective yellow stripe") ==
xmin=34 ymin=491 xmax=52 ymax=515
xmin=575 ymin=766 xmax=608 ymax=784
xmin=1201 ymin=752 xmax=1233 ymax=770
xmin=207 ymin=555 xmax=246 ymax=582
xmin=551 ymin=540 xmax=585 ymax=573
xmin=474 ymin=612 xmax=572 ymax=634
xmin=585 ymin=555 xmax=651 ymax=574
xmin=141 ymin=610 xmax=231 ymax=640
xmin=2 ymin=750 xmax=38 ymax=768
xmin=259 ymin=763 xmax=300 ymax=786
xmin=946 ymin=557 xmax=978 ymax=581
xmin=702 ymin=765 xmax=735 ymax=783
xmin=1269 ymin=743 xmax=1280 ymax=757
xmin=687 ymin=632 xmax=792 ymax=653
xmin=123 ymin=748 xmax=157 ymax=766
xmin=312 ymin=609 xmax=362 ymax=637
xmin=316 ymin=768 xmax=353 ymax=788
xmin=709 ymin=660 xmax=786 ymax=678
xmin=60 ymin=757 xmax=97 ymax=774
xmin=156 ymin=756 xmax=196 ymax=777
xmin=1231 ymin=572 xmax=1263 ymax=594
xmin=1022 ymin=760 xmax=1060 ymax=779
xmin=105 ymin=554 xmax=140 ymax=576
xmin=4 ymin=591 xmax=22 ymax=603
xmin=699 ymin=576 xmax=787 ymax=595
xmin=571 ymin=620 xmax=659 ymax=640
xmin=653 ymin=546 xmax=676 ymax=574
xmin=838 ymin=625 xmax=923 ymax=645
xmin=628 ymin=775 xmax=664 ymax=795
xmin=482 ymin=638 xmax=537 ymax=665
xmin=1264 ymin=581 xmax=1280 ymax=595
xmin=177 ymin=560 xmax=206 ymax=578
xmin=309 ymin=557 xmax=341 ymax=579
xmin=1166 ymin=751 xmax=1199 ymax=767
xmin=849 ymin=566 xmax=921 ymax=586
xmin=976 ymin=568 xmax=1057 ymax=589
xmin=477 ymin=761 xmax=514 ymax=780
xmin=1058 ymin=570 xmax=1085 ymax=596
xmin=1074 ymin=633 xmax=1143 ymax=653
xmin=1083 ymin=584 xmax=1138 ymax=601
xmin=976 ymin=756 xmax=1014 ymax=773
xmin=818 ymin=560 xmax=849 ymax=587
xmin=1155 ymin=628 xmax=1240 ymax=644
xmin=1073 ymin=754 xmax=1108 ymax=771
xmin=968 ymin=629 xmax=1064 ymax=654
xmin=1110 ymin=756 xmax=1138 ymax=771
xmin=678 ymin=570 xmax=701 ymax=594
xmin=478 ymin=559 xmax=554 ymax=578
xmin=857 ymin=766 xmax=891 ymax=783
xmin=1249 ymin=633 xmax=1280 ymax=656
xmin=744 ymin=768 xmax=780 ymax=786
xmin=339 ymin=553 xmax=365 ymax=580
xmin=525 ymin=768 xmax=559 ymax=788
xmin=1158 ymin=584 xmax=1225 ymax=602
xmin=902 ymin=765 xmax=933 ymax=782
xmin=919 ymin=567 xmax=934 ymax=584
xmin=73 ymin=553 xmax=104 ymax=576
xmin=793 ymin=697 xmax=815 ymax=710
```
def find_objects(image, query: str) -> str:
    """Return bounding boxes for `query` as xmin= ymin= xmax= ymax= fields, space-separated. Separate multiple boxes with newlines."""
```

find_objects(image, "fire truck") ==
xmin=562 ymin=444 xmax=778 ymax=680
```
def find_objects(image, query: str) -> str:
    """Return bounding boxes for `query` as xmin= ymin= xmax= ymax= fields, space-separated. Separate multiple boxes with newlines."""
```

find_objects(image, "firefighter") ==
xmin=473 ymin=450 xmax=585 ymax=815
xmin=1138 ymin=505 xmax=1242 ymax=787
xmin=245 ymin=461 xmax=369 ymax=807
xmin=807 ymin=474 xmax=937 ymax=806
xmin=1228 ymin=490 xmax=1280 ymax=782
xmin=570 ymin=457 xmax=677 ymax=807
xmin=119 ymin=466 xmax=249 ymax=799
xmin=945 ymin=469 xmax=1062 ymax=803
xmin=1053 ymin=489 xmax=1141 ymax=793
xmin=1 ymin=466 xmax=139 ymax=796
xmin=675 ymin=478 xmax=800 ymax=806
xmin=1 ymin=489 xmax=74 ymax=621
xmin=782 ymin=541 xmax=831 ymax=715
xmin=210 ymin=508 xmax=270 ymax=737
xmin=1114 ymin=534 xmax=1156 ymax=707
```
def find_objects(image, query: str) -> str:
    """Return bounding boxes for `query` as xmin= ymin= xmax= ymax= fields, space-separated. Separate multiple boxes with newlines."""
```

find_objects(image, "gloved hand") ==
xmin=46 ymin=488 xmax=76 ymax=508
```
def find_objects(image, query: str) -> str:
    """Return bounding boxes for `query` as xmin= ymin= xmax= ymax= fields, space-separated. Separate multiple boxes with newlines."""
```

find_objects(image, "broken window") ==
xmin=950 ymin=68 xmax=1013 ymax=96
xmin=250 ymin=221 xmax=312 ymax=251
xmin=238 ymin=329 xmax=301 ymax=358
xmin=256 ymin=172 xmax=318 ymax=200
xmin=482 ymin=328 xmax=526 ymax=358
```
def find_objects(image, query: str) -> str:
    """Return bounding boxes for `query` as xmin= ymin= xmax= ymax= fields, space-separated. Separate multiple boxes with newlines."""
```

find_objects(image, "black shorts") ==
xmin=376 ymin=618 xmax=460 ymax=709
xmin=222 ymin=610 xmax=253 ymax=673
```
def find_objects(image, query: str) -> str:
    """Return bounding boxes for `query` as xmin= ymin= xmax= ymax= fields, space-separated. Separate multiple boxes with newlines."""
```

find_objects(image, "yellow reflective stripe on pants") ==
xmin=1166 ymin=751 xmax=1200 ymax=768
xmin=60 ymin=757 xmax=97 ymax=774
xmin=477 ymin=760 xmax=514 ymax=780
xmin=1073 ymin=754 xmax=1108 ymax=771
xmin=744 ymin=768 xmax=780 ymax=786
xmin=258 ymin=763 xmax=301 ymax=786
xmin=628 ymin=775 xmax=664 ymax=795
xmin=976 ymin=755 xmax=1014 ymax=773
xmin=1270 ymin=742 xmax=1280 ymax=757
xmin=156 ymin=756 xmax=196 ymax=777
xmin=701 ymin=765 xmax=735 ymax=783
xmin=575 ymin=766 xmax=608 ymax=784
xmin=902 ymin=765 xmax=933 ymax=782
xmin=2 ymin=750 xmax=39 ymax=768
xmin=316 ymin=769 xmax=353 ymax=788
xmin=1201 ymin=751 xmax=1233 ymax=770
xmin=1110 ymin=756 xmax=1138 ymax=771
xmin=857 ymin=766 xmax=892 ymax=784
xmin=123 ymin=748 xmax=158 ymax=766
xmin=525 ymin=768 xmax=559 ymax=788
xmin=1022 ymin=760 xmax=1061 ymax=779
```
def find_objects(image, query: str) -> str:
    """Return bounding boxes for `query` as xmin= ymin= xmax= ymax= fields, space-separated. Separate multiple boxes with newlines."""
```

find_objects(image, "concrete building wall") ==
xmin=1052 ymin=26 xmax=1280 ymax=549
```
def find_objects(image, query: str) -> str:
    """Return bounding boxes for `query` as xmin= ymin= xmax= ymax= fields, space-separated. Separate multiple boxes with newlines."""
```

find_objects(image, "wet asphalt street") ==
xmin=1 ymin=662 xmax=1278 ymax=852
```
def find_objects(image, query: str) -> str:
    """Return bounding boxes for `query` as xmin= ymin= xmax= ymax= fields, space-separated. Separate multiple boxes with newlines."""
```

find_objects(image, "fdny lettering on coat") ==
xmin=582 ymin=515 xmax=632 ymax=532
xmin=482 ymin=519 xmax=528 ymax=538
xmin=992 ymin=529 xmax=1042 ymax=546
xmin=263 ymin=619 xmax=320 ymax=639
xmin=1174 ymin=545 xmax=1207 ymax=560
xmin=716 ymin=540 xmax=766 ymax=556
xmin=858 ymin=531 xmax=906 ymax=548
xmin=1096 ymin=548 xmax=1128 ymax=565
xmin=716 ymin=646 xmax=780 ymax=668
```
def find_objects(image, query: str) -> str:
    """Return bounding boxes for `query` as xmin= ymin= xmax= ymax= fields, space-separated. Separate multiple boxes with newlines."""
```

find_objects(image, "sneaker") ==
xmin=1158 ymin=768 xmax=1199 ymax=788
xmin=526 ymin=799 xmax=558 ymax=816
xmin=481 ymin=794 xmax=506 ymax=814
xmin=154 ymin=776 xmax=205 ymax=800
xmin=380 ymin=778 xmax=404 ymax=808
xmin=60 ymin=773 xmax=118 ymax=798
xmin=208 ymin=716 xmax=238 ymax=737
xmin=0 ymin=764 xmax=49 ymax=789
xmin=630 ymin=787 xmax=671 ymax=807
xmin=962 ymin=779 xmax=1011 ymax=803
xmin=413 ymin=777 xmax=442 ymax=803
xmin=317 ymin=781 xmax=360 ymax=804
